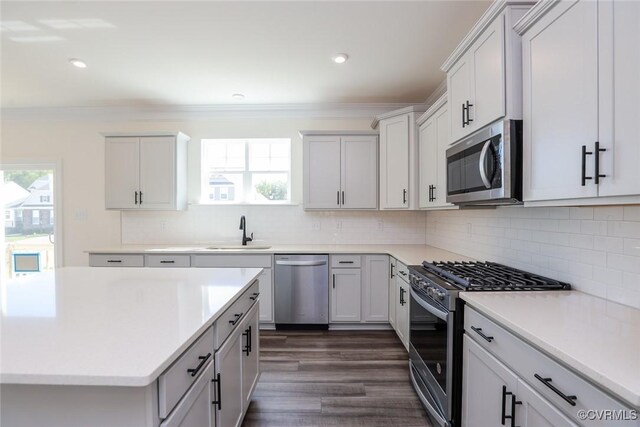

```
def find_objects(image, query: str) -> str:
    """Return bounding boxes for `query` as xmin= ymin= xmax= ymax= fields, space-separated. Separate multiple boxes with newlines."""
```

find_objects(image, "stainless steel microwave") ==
xmin=446 ymin=119 xmax=522 ymax=205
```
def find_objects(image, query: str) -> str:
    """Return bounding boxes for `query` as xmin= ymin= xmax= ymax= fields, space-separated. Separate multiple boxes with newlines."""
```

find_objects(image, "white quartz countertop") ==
xmin=461 ymin=291 xmax=640 ymax=408
xmin=0 ymin=267 xmax=262 ymax=387
xmin=86 ymin=244 xmax=472 ymax=266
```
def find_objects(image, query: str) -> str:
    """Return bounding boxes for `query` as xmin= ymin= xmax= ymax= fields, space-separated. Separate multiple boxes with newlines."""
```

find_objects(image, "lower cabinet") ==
xmin=214 ymin=326 xmax=244 ymax=427
xmin=160 ymin=362 xmax=215 ymax=427
xmin=516 ymin=378 xmax=578 ymax=427
xmin=388 ymin=257 xmax=397 ymax=329
xmin=257 ymin=269 xmax=273 ymax=323
xmin=241 ymin=304 xmax=260 ymax=409
xmin=390 ymin=260 xmax=410 ymax=351
xmin=362 ymin=255 xmax=390 ymax=322
xmin=330 ymin=267 xmax=362 ymax=322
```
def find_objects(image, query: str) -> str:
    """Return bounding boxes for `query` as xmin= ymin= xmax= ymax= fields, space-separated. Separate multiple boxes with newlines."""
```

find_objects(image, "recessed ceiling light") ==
xmin=232 ymin=93 xmax=245 ymax=101
xmin=332 ymin=53 xmax=349 ymax=64
xmin=69 ymin=58 xmax=87 ymax=68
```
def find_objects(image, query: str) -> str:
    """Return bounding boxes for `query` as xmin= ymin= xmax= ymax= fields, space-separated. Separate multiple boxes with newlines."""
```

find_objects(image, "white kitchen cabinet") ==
xmin=516 ymin=379 xmax=578 ymax=427
xmin=214 ymin=326 xmax=243 ymax=427
xmin=418 ymin=96 xmax=457 ymax=209
xmin=462 ymin=335 xmax=518 ymax=427
xmin=393 ymin=261 xmax=410 ymax=351
xmin=330 ymin=267 xmax=362 ymax=322
xmin=257 ymin=269 xmax=273 ymax=323
xmin=373 ymin=106 xmax=425 ymax=210
xmin=362 ymin=255 xmax=389 ymax=322
xmin=517 ymin=0 xmax=640 ymax=205
xmin=302 ymin=131 xmax=378 ymax=210
xmin=442 ymin=2 xmax=532 ymax=144
xmin=104 ymin=132 xmax=189 ymax=210
xmin=388 ymin=257 xmax=397 ymax=329
xmin=240 ymin=304 xmax=260 ymax=410
xmin=160 ymin=362 xmax=214 ymax=427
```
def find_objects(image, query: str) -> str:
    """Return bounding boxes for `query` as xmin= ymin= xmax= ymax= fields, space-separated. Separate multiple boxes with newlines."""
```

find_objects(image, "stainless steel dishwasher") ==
xmin=274 ymin=254 xmax=329 ymax=328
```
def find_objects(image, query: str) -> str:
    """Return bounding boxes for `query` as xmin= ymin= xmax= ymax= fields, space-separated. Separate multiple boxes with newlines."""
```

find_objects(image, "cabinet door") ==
xmin=516 ymin=379 xmax=578 ymax=427
xmin=471 ymin=14 xmax=506 ymax=130
xmin=139 ymin=136 xmax=177 ymax=209
xmin=395 ymin=280 xmax=410 ymax=351
xmin=258 ymin=269 xmax=273 ymax=323
xmin=214 ymin=328 xmax=243 ymax=427
xmin=448 ymin=54 xmax=474 ymax=143
xmin=330 ymin=268 xmax=362 ymax=322
xmin=598 ymin=0 xmax=640 ymax=197
xmin=434 ymin=105 xmax=454 ymax=208
xmin=303 ymin=136 xmax=341 ymax=209
xmin=241 ymin=305 xmax=260 ymax=410
xmin=388 ymin=258 xmax=397 ymax=329
xmin=462 ymin=335 xmax=518 ymax=427
xmin=362 ymin=255 xmax=389 ymax=322
xmin=522 ymin=0 xmax=599 ymax=201
xmin=340 ymin=136 xmax=378 ymax=209
xmin=418 ymin=116 xmax=438 ymax=208
xmin=379 ymin=114 xmax=410 ymax=209
xmin=160 ymin=362 xmax=214 ymax=427
xmin=105 ymin=137 xmax=139 ymax=209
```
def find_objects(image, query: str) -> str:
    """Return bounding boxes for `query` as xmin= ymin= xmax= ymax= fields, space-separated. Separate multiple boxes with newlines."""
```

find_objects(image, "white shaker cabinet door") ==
xmin=395 ymin=280 xmax=410 ymax=351
xmin=362 ymin=255 xmax=389 ymax=322
xmin=379 ymin=114 xmax=410 ymax=209
xmin=434 ymin=105 xmax=453 ymax=208
xmin=340 ymin=135 xmax=378 ymax=209
xmin=448 ymin=54 xmax=474 ymax=144
xmin=160 ymin=362 xmax=214 ymax=427
xmin=214 ymin=328 xmax=243 ymax=427
xmin=139 ymin=136 xmax=177 ymax=209
xmin=105 ymin=137 xmax=139 ymax=209
xmin=303 ymin=136 xmax=341 ymax=209
xmin=330 ymin=268 xmax=362 ymax=322
xmin=516 ymin=379 xmax=578 ymax=427
xmin=462 ymin=335 xmax=519 ymax=427
xmin=597 ymin=0 xmax=640 ymax=197
xmin=522 ymin=0 xmax=599 ymax=201
xmin=418 ymin=116 xmax=438 ymax=209
xmin=388 ymin=258 xmax=397 ymax=329
xmin=241 ymin=304 xmax=260 ymax=410
xmin=258 ymin=269 xmax=273 ymax=323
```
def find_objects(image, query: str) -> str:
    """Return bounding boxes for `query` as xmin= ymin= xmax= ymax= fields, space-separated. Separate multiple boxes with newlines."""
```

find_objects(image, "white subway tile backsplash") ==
xmin=426 ymin=206 xmax=640 ymax=309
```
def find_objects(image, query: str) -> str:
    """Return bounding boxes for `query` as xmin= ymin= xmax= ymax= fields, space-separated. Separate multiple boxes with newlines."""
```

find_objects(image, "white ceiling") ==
xmin=1 ymin=1 xmax=490 ymax=109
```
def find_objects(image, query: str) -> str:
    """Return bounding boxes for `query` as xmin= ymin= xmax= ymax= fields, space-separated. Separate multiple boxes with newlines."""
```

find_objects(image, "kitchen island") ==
xmin=0 ymin=266 xmax=262 ymax=427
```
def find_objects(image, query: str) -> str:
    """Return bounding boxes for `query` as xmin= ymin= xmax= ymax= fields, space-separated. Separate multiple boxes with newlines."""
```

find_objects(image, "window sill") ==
xmin=191 ymin=202 xmax=299 ymax=207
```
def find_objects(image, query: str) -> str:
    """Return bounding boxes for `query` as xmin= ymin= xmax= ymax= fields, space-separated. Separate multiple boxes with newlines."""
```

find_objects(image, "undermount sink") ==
xmin=204 ymin=245 xmax=271 ymax=250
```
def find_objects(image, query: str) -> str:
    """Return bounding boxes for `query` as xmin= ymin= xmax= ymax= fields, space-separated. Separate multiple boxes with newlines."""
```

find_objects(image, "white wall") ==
xmin=426 ymin=206 xmax=640 ymax=309
xmin=1 ymin=112 xmax=426 ymax=265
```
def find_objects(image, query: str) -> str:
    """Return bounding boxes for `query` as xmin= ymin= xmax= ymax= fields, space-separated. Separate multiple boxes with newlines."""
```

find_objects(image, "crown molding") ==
xmin=440 ymin=0 xmax=537 ymax=72
xmin=417 ymin=93 xmax=447 ymax=126
xmin=1 ymin=102 xmax=415 ymax=122
xmin=370 ymin=104 xmax=428 ymax=129
xmin=513 ymin=0 xmax=560 ymax=35
xmin=424 ymin=79 xmax=447 ymax=108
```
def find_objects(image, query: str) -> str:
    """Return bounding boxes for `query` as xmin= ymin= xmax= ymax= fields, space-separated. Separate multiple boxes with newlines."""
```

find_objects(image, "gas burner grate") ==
xmin=421 ymin=261 xmax=571 ymax=291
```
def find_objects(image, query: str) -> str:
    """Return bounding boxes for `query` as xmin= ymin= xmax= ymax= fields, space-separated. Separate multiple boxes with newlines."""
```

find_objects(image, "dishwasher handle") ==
xmin=275 ymin=260 xmax=327 ymax=266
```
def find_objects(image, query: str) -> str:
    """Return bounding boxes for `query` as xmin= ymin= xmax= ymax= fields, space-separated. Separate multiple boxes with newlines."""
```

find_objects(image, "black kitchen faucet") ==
xmin=239 ymin=215 xmax=253 ymax=246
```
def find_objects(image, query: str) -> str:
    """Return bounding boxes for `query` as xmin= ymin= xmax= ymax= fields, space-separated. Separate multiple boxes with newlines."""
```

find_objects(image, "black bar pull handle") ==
xmin=390 ymin=263 xmax=395 ymax=279
xmin=160 ymin=260 xmax=175 ymax=264
xmin=462 ymin=103 xmax=467 ymax=128
xmin=534 ymin=374 xmax=577 ymax=406
xmin=403 ymin=189 xmax=407 ymax=204
xmin=248 ymin=325 xmax=252 ymax=354
xmin=399 ymin=287 xmax=405 ymax=305
xmin=139 ymin=191 xmax=143 ymax=204
xmin=332 ymin=274 xmax=336 ymax=289
xmin=342 ymin=191 xmax=345 ymax=205
xmin=339 ymin=261 xmax=354 ymax=264
xmin=242 ymin=328 xmax=250 ymax=356
xmin=250 ymin=292 xmax=260 ymax=301
xmin=465 ymin=101 xmax=474 ymax=124
xmin=511 ymin=394 xmax=522 ymax=427
xmin=187 ymin=352 xmax=211 ymax=377
xmin=229 ymin=312 xmax=243 ymax=325
xmin=581 ymin=145 xmax=593 ymax=186
xmin=595 ymin=141 xmax=606 ymax=184
xmin=212 ymin=373 xmax=222 ymax=410
xmin=501 ymin=386 xmax=508 ymax=425
xmin=107 ymin=260 xmax=122 ymax=263
xmin=337 ymin=190 xmax=340 ymax=206
xmin=135 ymin=191 xmax=138 ymax=205
xmin=470 ymin=326 xmax=494 ymax=342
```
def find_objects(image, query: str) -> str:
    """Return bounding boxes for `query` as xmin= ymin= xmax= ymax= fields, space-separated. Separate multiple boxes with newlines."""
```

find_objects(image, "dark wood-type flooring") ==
xmin=242 ymin=330 xmax=433 ymax=427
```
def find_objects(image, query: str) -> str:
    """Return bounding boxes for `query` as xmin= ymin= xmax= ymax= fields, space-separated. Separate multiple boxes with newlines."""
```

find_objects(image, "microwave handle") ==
xmin=479 ymin=140 xmax=493 ymax=189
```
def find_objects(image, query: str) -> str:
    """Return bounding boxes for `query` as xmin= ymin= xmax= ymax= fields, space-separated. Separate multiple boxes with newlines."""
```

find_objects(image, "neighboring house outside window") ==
xmin=40 ymin=195 xmax=50 ymax=203
xmin=201 ymin=138 xmax=291 ymax=204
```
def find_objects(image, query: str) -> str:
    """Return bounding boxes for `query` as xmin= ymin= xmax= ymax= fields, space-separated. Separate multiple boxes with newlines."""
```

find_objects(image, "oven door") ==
xmin=409 ymin=287 xmax=453 ymax=426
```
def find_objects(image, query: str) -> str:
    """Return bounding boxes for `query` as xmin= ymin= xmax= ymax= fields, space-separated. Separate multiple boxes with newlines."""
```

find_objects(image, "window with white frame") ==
xmin=32 ymin=210 xmax=40 ymax=225
xmin=201 ymin=138 xmax=291 ymax=204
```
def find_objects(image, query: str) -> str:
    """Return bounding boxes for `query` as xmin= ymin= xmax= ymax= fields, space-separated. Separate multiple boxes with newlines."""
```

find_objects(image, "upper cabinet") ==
xmin=516 ymin=0 xmax=640 ymax=205
xmin=104 ymin=132 xmax=189 ymax=210
xmin=442 ymin=1 xmax=534 ymax=144
xmin=302 ymin=131 xmax=378 ymax=210
xmin=418 ymin=95 xmax=457 ymax=210
xmin=372 ymin=105 xmax=426 ymax=210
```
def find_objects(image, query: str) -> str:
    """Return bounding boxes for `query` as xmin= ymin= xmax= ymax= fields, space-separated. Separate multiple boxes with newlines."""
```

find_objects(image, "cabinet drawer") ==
xmin=330 ymin=255 xmax=361 ymax=268
xmin=158 ymin=325 xmax=214 ymax=419
xmin=465 ymin=307 xmax=635 ymax=426
xmin=89 ymin=254 xmax=144 ymax=267
xmin=396 ymin=260 xmax=409 ymax=283
xmin=160 ymin=360 xmax=213 ymax=427
xmin=214 ymin=280 xmax=259 ymax=349
xmin=192 ymin=254 xmax=272 ymax=268
xmin=146 ymin=254 xmax=191 ymax=268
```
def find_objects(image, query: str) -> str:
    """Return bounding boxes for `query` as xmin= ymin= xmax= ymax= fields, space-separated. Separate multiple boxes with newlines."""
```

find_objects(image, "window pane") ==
xmin=250 ymin=173 xmax=288 ymax=202
xmin=206 ymin=173 xmax=243 ymax=202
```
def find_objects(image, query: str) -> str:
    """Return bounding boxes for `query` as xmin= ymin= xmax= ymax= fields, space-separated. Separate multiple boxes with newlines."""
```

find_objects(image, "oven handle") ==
xmin=479 ymin=139 xmax=493 ymax=189
xmin=410 ymin=288 xmax=448 ymax=321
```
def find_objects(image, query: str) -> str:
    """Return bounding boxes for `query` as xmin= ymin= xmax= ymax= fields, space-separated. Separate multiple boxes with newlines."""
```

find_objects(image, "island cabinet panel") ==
xmin=241 ymin=303 xmax=260 ymax=409
xmin=214 ymin=326 xmax=244 ymax=427
xmin=160 ymin=361 xmax=214 ymax=427
xmin=158 ymin=326 xmax=214 ymax=419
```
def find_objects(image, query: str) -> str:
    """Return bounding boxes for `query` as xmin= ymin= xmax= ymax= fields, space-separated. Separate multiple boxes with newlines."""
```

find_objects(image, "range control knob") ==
xmin=436 ymin=291 xmax=446 ymax=301
xmin=427 ymin=287 xmax=434 ymax=297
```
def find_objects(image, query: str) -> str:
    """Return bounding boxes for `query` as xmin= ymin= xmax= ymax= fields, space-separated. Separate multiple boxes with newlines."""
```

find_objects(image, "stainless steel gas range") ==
xmin=407 ymin=261 xmax=571 ymax=427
